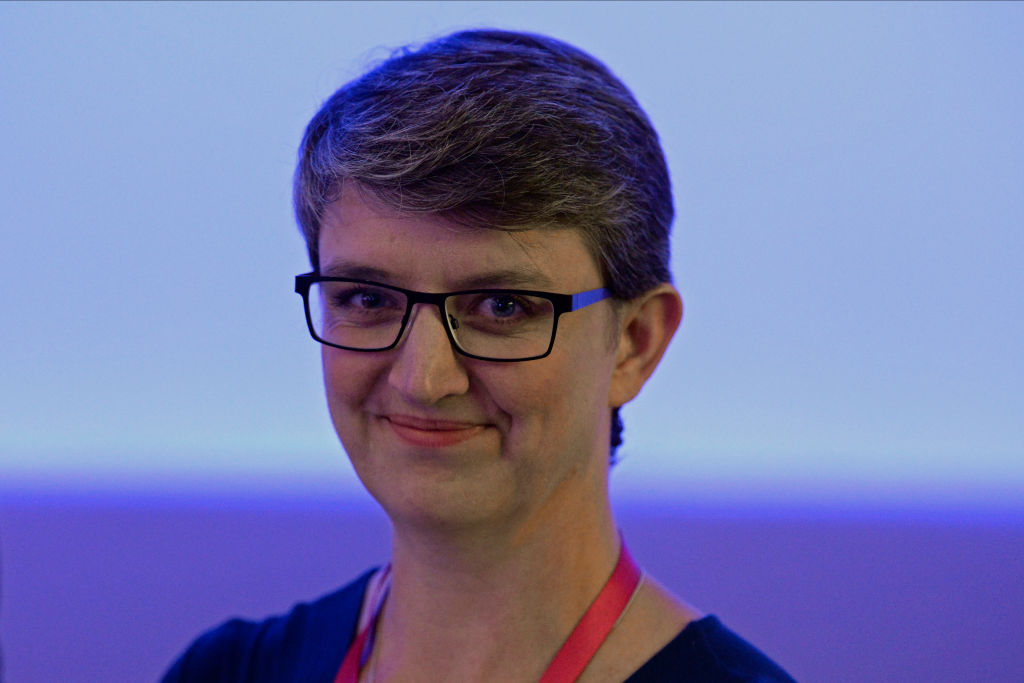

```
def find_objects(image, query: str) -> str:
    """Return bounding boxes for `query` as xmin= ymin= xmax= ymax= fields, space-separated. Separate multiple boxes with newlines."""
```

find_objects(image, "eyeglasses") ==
xmin=295 ymin=273 xmax=613 ymax=362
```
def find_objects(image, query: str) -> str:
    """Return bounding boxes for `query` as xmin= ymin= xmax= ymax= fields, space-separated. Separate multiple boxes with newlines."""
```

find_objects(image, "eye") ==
xmin=470 ymin=293 xmax=540 ymax=322
xmin=318 ymin=282 xmax=406 ymax=318
xmin=452 ymin=290 xmax=552 ymax=329
xmin=331 ymin=286 xmax=400 ymax=310
xmin=463 ymin=292 xmax=547 ymax=322
xmin=355 ymin=290 xmax=384 ymax=309
xmin=450 ymin=291 xmax=553 ymax=337
xmin=487 ymin=295 xmax=522 ymax=318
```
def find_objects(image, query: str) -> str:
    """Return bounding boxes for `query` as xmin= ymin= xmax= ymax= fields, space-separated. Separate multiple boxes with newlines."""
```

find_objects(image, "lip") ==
xmin=384 ymin=415 xmax=486 ymax=448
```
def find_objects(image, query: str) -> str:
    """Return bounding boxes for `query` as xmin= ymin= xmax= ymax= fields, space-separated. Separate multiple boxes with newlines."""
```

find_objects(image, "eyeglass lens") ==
xmin=308 ymin=281 xmax=556 ymax=360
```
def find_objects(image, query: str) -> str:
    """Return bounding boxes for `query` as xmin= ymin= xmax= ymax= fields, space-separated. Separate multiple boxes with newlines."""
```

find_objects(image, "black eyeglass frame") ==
xmin=295 ymin=272 xmax=614 ymax=362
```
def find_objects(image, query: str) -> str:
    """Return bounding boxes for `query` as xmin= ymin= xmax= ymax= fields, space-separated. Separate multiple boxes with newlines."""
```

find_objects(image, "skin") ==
xmin=318 ymin=185 xmax=695 ymax=682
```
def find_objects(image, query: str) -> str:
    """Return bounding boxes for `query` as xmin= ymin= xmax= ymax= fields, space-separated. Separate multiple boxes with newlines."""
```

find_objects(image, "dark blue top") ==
xmin=162 ymin=570 xmax=795 ymax=682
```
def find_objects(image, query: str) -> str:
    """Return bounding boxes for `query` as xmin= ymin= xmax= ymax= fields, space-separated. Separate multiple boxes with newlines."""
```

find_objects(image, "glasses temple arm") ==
xmin=570 ymin=287 xmax=612 ymax=311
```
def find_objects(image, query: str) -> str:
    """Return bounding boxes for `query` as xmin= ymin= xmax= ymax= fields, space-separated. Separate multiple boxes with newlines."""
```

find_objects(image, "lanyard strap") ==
xmin=538 ymin=542 xmax=641 ymax=683
xmin=334 ymin=543 xmax=641 ymax=683
xmin=335 ymin=565 xmax=392 ymax=683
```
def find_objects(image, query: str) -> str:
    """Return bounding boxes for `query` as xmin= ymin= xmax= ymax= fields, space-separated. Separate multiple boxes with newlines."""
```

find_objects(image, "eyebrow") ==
xmin=319 ymin=261 xmax=393 ymax=282
xmin=319 ymin=260 xmax=557 ymax=291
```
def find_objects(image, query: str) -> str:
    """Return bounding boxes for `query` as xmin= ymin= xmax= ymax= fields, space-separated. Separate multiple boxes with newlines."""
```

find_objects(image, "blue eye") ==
xmin=449 ymin=291 xmax=553 ymax=336
xmin=358 ymin=291 xmax=384 ymax=308
xmin=318 ymin=283 xmax=406 ymax=326
xmin=489 ymin=296 xmax=520 ymax=318
xmin=329 ymin=286 xmax=400 ymax=310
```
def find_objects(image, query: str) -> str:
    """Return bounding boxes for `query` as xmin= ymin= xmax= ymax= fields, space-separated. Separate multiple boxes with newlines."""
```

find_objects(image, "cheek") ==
xmin=487 ymin=350 xmax=610 ymax=455
xmin=542 ymin=329 xmax=617 ymax=439
xmin=321 ymin=348 xmax=381 ymax=424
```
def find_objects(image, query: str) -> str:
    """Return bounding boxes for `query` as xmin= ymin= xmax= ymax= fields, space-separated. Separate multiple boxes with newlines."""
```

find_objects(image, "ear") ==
xmin=608 ymin=284 xmax=683 ymax=408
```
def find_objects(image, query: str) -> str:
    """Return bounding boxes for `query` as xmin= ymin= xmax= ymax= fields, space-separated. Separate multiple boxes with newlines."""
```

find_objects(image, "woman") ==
xmin=164 ymin=29 xmax=795 ymax=682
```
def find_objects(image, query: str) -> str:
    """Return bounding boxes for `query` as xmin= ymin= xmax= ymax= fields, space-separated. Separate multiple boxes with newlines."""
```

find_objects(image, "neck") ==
xmin=374 ymin=483 xmax=620 ymax=681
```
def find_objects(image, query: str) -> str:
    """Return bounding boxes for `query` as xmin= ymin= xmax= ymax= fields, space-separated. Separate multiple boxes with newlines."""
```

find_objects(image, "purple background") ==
xmin=2 ymin=492 xmax=1022 ymax=682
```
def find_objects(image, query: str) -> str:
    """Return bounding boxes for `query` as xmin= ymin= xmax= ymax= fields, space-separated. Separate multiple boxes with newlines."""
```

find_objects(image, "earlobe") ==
xmin=608 ymin=284 xmax=683 ymax=407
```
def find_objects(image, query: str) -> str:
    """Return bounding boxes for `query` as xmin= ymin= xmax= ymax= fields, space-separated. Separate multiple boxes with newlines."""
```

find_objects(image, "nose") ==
xmin=387 ymin=303 xmax=470 ymax=404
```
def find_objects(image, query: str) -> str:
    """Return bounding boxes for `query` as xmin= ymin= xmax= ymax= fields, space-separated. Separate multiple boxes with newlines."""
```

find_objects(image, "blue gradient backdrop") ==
xmin=2 ymin=2 xmax=1022 ymax=507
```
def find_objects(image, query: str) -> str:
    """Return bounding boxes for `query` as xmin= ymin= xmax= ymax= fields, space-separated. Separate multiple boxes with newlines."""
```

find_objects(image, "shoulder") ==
xmin=160 ymin=569 xmax=375 ymax=683
xmin=626 ymin=615 xmax=796 ymax=683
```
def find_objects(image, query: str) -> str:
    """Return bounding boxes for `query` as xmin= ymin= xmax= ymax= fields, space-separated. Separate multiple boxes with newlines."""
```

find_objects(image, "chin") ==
xmin=382 ymin=487 xmax=523 ymax=534
xmin=382 ymin=463 xmax=531 ymax=531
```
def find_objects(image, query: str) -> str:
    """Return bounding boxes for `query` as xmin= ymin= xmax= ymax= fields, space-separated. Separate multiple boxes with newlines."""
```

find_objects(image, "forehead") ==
xmin=318 ymin=186 xmax=601 ymax=291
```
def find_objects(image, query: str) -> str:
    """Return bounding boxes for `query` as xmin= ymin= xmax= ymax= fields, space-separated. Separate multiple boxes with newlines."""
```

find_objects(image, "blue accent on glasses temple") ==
xmin=570 ymin=287 xmax=612 ymax=311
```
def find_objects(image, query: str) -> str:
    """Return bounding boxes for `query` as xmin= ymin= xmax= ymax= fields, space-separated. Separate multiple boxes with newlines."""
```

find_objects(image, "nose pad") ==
xmin=448 ymin=313 xmax=460 ymax=331
xmin=387 ymin=304 xmax=469 ymax=403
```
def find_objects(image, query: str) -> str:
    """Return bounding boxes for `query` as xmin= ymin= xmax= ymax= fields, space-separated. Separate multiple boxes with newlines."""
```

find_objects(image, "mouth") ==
xmin=383 ymin=415 xmax=487 ymax=449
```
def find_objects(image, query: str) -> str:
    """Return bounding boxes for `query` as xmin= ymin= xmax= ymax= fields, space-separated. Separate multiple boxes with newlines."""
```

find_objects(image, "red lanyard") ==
xmin=334 ymin=543 xmax=641 ymax=683
xmin=334 ymin=565 xmax=391 ymax=683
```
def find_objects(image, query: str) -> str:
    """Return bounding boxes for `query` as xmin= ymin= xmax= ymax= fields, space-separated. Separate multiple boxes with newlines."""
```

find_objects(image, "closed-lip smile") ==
xmin=383 ymin=414 xmax=486 ymax=448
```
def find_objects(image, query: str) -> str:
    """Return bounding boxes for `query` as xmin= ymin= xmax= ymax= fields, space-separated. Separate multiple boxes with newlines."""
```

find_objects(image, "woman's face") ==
xmin=317 ymin=187 xmax=624 ymax=532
